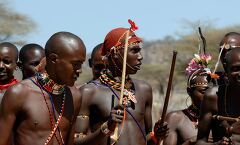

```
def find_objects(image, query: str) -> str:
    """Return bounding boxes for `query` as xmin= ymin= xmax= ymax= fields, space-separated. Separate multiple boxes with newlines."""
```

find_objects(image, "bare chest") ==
xmin=18 ymin=94 xmax=72 ymax=132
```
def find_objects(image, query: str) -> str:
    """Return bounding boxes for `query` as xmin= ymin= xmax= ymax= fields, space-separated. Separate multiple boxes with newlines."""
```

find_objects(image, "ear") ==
xmin=88 ymin=58 xmax=92 ymax=68
xmin=17 ymin=61 xmax=23 ymax=70
xmin=48 ymin=53 xmax=58 ymax=63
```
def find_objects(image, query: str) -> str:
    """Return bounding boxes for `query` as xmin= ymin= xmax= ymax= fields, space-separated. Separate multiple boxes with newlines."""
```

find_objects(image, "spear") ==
xmin=111 ymin=29 xmax=130 ymax=142
xmin=160 ymin=51 xmax=177 ymax=124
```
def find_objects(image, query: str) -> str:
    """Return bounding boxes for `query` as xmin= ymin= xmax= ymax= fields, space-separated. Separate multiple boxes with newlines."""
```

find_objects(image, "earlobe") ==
xmin=48 ymin=53 xmax=58 ymax=63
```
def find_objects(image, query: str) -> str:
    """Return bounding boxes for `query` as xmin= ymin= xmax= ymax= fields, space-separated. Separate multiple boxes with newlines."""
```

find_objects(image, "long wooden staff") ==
xmin=160 ymin=51 xmax=177 ymax=124
xmin=212 ymin=115 xmax=240 ymax=122
xmin=111 ymin=30 xmax=130 ymax=141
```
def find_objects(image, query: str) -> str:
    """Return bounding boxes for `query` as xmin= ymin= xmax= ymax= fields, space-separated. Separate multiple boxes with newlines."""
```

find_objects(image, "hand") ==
xmin=215 ymin=136 xmax=232 ymax=145
xmin=107 ymin=105 xmax=124 ymax=132
xmin=153 ymin=120 xmax=169 ymax=139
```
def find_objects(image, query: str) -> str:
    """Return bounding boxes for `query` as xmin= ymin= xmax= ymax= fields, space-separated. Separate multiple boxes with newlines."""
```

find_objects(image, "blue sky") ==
xmin=12 ymin=0 xmax=240 ymax=53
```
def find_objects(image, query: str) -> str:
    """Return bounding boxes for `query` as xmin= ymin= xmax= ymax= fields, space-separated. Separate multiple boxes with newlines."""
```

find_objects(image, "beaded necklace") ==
xmin=33 ymin=73 xmax=66 ymax=145
xmin=36 ymin=72 xmax=65 ymax=95
xmin=182 ymin=105 xmax=200 ymax=129
xmin=99 ymin=69 xmax=137 ymax=108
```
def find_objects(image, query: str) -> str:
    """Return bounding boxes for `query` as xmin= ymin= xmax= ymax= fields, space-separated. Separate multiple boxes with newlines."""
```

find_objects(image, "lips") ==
xmin=134 ymin=63 xmax=142 ymax=70
xmin=0 ymin=72 xmax=7 ymax=76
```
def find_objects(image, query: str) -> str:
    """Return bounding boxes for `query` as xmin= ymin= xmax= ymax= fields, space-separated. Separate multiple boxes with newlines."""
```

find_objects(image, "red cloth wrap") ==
xmin=101 ymin=28 xmax=142 ymax=56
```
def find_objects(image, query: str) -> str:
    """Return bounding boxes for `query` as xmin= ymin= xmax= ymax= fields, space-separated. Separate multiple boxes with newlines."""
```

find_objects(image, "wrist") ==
xmin=100 ymin=122 xmax=113 ymax=136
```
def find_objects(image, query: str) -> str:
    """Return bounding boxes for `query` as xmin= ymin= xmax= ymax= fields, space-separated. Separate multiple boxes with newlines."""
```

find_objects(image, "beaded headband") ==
xmin=212 ymin=43 xmax=240 ymax=74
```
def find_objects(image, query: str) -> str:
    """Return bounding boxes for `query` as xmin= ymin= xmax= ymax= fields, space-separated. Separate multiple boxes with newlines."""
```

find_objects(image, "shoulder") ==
xmin=166 ymin=110 xmax=184 ymax=120
xmin=1 ymin=79 xmax=33 ymax=111
xmin=165 ymin=110 xmax=184 ymax=127
xmin=133 ymin=79 xmax=152 ymax=92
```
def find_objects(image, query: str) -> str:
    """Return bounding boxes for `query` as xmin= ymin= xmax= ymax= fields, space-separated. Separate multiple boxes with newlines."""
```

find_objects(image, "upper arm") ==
xmin=75 ymin=85 xmax=95 ymax=135
xmin=197 ymin=87 xmax=218 ymax=142
xmin=0 ymin=84 xmax=25 ymax=145
xmin=163 ymin=112 xmax=179 ymax=145
xmin=143 ymin=82 xmax=153 ymax=134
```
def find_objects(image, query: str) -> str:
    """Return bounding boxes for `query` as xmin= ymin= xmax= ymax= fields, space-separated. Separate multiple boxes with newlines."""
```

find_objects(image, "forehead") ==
xmin=0 ymin=47 xmax=17 ymax=59
xmin=25 ymin=49 xmax=45 ymax=61
xmin=61 ymin=43 xmax=86 ymax=62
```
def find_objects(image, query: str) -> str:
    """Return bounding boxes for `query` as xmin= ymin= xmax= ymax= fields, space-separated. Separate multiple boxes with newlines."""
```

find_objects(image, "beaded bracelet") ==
xmin=100 ymin=122 xmax=113 ymax=136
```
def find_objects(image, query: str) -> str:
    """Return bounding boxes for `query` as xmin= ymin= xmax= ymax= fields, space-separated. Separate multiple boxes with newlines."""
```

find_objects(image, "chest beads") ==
xmin=35 ymin=72 xmax=66 ymax=145
xmin=99 ymin=69 xmax=137 ymax=109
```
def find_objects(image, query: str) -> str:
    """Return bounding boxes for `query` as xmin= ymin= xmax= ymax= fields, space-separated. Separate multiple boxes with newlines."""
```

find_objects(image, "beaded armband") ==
xmin=77 ymin=115 xmax=89 ymax=120
xmin=100 ymin=122 xmax=113 ymax=136
xmin=74 ymin=133 xmax=87 ymax=138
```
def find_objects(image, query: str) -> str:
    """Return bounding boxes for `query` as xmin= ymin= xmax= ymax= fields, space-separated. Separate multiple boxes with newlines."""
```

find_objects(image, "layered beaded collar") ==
xmin=99 ymin=69 xmax=137 ymax=107
xmin=35 ymin=72 xmax=65 ymax=95
xmin=183 ymin=105 xmax=200 ymax=129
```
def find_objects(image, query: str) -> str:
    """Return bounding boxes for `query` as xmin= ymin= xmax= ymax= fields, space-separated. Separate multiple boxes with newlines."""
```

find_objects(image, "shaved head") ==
xmin=19 ymin=43 xmax=44 ymax=62
xmin=45 ymin=32 xmax=86 ymax=58
xmin=44 ymin=31 xmax=86 ymax=86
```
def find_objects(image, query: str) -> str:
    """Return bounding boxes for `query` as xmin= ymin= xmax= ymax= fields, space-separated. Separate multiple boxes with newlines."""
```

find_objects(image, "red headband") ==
xmin=101 ymin=20 xmax=142 ymax=56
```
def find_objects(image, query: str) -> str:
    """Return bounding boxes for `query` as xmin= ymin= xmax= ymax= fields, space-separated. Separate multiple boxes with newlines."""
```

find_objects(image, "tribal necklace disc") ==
xmin=99 ymin=69 xmax=137 ymax=108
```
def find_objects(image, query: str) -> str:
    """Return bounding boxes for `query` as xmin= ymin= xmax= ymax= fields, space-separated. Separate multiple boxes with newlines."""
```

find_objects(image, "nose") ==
xmin=138 ymin=52 xmax=143 ymax=61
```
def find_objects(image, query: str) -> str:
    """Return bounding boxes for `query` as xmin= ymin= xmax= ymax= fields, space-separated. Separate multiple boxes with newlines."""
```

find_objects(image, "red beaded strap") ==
xmin=44 ymin=98 xmax=65 ymax=145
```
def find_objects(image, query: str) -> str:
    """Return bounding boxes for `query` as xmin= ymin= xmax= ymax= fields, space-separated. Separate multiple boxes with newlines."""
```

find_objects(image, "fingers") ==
xmin=220 ymin=136 xmax=232 ymax=145
xmin=153 ymin=121 xmax=169 ymax=139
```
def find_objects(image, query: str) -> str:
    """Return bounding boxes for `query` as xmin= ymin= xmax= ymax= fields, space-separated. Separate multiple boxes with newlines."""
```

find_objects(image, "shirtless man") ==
xmin=18 ymin=43 xmax=45 ymax=79
xmin=163 ymin=68 xmax=210 ymax=145
xmin=88 ymin=43 xmax=104 ymax=80
xmin=0 ymin=31 xmax=86 ymax=145
xmin=75 ymin=22 xmax=166 ymax=145
xmin=196 ymin=32 xmax=240 ymax=144
xmin=0 ymin=42 xmax=18 ymax=102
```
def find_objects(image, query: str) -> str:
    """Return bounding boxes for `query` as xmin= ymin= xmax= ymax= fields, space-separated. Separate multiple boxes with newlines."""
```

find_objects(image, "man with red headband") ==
xmin=75 ymin=20 xmax=167 ymax=145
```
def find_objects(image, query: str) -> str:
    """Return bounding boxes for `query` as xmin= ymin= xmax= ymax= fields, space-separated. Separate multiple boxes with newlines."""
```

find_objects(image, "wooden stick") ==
xmin=212 ymin=115 xmax=240 ymax=122
xmin=119 ymin=30 xmax=130 ymax=104
xmin=111 ymin=30 xmax=130 ymax=142
xmin=160 ymin=51 xmax=177 ymax=124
